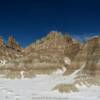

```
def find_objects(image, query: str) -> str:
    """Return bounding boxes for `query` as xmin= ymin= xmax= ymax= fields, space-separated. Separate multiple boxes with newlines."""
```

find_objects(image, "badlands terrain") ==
xmin=0 ymin=31 xmax=99 ymax=100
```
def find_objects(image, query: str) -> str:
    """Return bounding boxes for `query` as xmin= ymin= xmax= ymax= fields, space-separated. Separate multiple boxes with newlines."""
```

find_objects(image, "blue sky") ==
xmin=0 ymin=0 xmax=100 ymax=47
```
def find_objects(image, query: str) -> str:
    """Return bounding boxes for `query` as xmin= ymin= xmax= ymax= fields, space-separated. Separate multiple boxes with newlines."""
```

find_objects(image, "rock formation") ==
xmin=8 ymin=36 xmax=21 ymax=51
xmin=0 ymin=36 xmax=22 ymax=62
xmin=0 ymin=36 xmax=4 ymax=46
xmin=0 ymin=31 xmax=99 ymax=79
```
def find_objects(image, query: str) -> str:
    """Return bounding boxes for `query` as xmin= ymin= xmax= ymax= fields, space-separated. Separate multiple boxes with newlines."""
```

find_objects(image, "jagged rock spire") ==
xmin=8 ymin=36 xmax=21 ymax=50
xmin=8 ymin=36 xmax=16 ymax=47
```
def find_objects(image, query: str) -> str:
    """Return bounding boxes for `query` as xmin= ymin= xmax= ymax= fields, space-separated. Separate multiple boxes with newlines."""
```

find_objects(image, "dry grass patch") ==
xmin=53 ymin=84 xmax=78 ymax=93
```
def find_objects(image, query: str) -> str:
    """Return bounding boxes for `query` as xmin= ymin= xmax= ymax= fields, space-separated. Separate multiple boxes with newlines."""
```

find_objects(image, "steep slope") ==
xmin=54 ymin=36 xmax=100 ymax=91
xmin=0 ymin=31 xmax=81 ymax=78
xmin=0 ymin=36 xmax=23 ymax=68
xmin=25 ymin=31 xmax=73 ymax=54
xmin=24 ymin=31 xmax=80 ymax=67
xmin=0 ymin=32 xmax=99 ymax=81
xmin=64 ymin=36 xmax=100 ymax=87
xmin=0 ymin=45 xmax=22 ymax=61
xmin=70 ymin=36 xmax=100 ymax=72
xmin=0 ymin=36 xmax=22 ymax=61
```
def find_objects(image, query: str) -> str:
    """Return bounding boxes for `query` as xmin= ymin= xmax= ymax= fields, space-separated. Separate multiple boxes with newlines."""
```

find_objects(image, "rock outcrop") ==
xmin=70 ymin=36 xmax=100 ymax=71
xmin=0 ymin=31 xmax=99 ymax=79
xmin=0 ymin=36 xmax=4 ymax=46
xmin=25 ymin=31 xmax=79 ymax=65
xmin=8 ymin=36 xmax=21 ymax=51
xmin=0 ymin=36 xmax=23 ymax=61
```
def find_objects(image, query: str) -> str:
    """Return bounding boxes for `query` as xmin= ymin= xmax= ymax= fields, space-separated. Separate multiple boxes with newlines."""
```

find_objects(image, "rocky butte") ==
xmin=0 ymin=31 xmax=99 ymax=87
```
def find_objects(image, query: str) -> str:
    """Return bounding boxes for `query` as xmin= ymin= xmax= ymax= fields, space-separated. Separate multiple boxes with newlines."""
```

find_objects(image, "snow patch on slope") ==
xmin=0 ymin=63 xmax=87 ymax=100
xmin=64 ymin=57 xmax=71 ymax=65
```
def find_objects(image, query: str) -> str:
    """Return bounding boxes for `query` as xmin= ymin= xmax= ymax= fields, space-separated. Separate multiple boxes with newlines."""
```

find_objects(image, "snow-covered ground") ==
xmin=0 ymin=63 xmax=100 ymax=100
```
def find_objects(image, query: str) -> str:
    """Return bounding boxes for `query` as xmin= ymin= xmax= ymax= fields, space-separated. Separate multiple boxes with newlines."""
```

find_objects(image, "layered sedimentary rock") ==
xmin=0 ymin=32 xmax=99 ymax=80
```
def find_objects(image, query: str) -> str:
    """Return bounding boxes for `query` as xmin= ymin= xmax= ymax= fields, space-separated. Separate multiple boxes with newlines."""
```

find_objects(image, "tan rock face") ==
xmin=0 ymin=31 xmax=99 ymax=79
xmin=69 ymin=36 xmax=100 ymax=75
xmin=23 ymin=31 xmax=77 ymax=71
xmin=10 ymin=32 xmax=99 ymax=73
xmin=84 ymin=37 xmax=100 ymax=73
xmin=8 ymin=36 xmax=21 ymax=51
xmin=0 ymin=36 xmax=4 ymax=46
xmin=25 ymin=31 xmax=73 ymax=55
xmin=0 ymin=36 xmax=23 ymax=62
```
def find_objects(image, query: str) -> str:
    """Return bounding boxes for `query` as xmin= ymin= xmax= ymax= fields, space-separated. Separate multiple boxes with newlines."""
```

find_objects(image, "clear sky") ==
xmin=0 ymin=0 xmax=100 ymax=47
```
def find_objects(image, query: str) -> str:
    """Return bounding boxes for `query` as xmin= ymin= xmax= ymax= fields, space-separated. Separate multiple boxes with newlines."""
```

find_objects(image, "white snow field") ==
xmin=0 ymin=63 xmax=100 ymax=100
